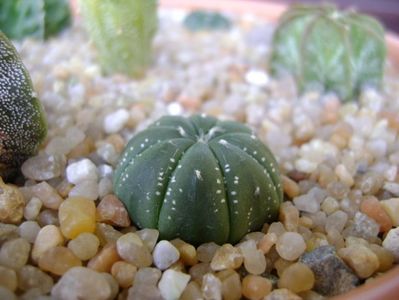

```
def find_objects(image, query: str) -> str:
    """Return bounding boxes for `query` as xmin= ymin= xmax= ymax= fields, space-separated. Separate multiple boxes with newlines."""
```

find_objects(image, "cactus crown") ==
xmin=113 ymin=115 xmax=283 ymax=245
xmin=270 ymin=4 xmax=386 ymax=101
xmin=79 ymin=0 xmax=158 ymax=78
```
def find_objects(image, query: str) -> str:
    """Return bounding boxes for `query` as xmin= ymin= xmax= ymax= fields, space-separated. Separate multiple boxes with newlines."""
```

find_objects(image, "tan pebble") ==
xmin=169 ymin=260 xmax=186 ymax=272
xmin=95 ymin=222 xmax=123 ymax=246
xmin=258 ymin=233 xmax=277 ymax=254
xmin=189 ymin=262 xmax=211 ymax=284
xmin=51 ymin=266 xmax=111 ymax=300
xmin=106 ymin=134 xmax=125 ymax=153
xmin=380 ymin=198 xmax=399 ymax=226
xmin=264 ymin=288 xmax=302 ymax=300
xmin=202 ymin=273 xmax=222 ymax=300
xmin=0 ymin=178 xmax=25 ymax=224
xmin=274 ymin=258 xmax=293 ymax=277
xmin=96 ymin=194 xmax=130 ymax=227
xmin=68 ymin=232 xmax=100 ymax=260
xmin=360 ymin=196 xmax=392 ymax=232
xmin=23 ymin=197 xmax=42 ymax=220
xmin=242 ymin=275 xmax=272 ymax=300
xmin=0 ymin=238 xmax=31 ymax=269
xmin=217 ymin=269 xmax=242 ymax=300
xmin=136 ymin=228 xmax=159 ymax=251
xmin=59 ymin=197 xmax=96 ymax=239
xmin=298 ymin=216 xmax=313 ymax=228
xmin=369 ymin=244 xmax=395 ymax=272
xmin=210 ymin=244 xmax=243 ymax=271
xmin=30 ymin=181 xmax=63 ymax=210
xmin=320 ymin=196 xmax=339 ymax=215
xmin=0 ymin=286 xmax=17 ymax=300
xmin=171 ymin=239 xmax=198 ymax=266
xmin=68 ymin=136 xmax=95 ymax=159
xmin=279 ymin=202 xmax=299 ymax=231
xmin=38 ymin=246 xmax=82 ymax=275
xmin=32 ymin=225 xmax=64 ymax=262
xmin=101 ymin=273 xmax=119 ymax=300
xmin=111 ymin=261 xmax=137 ymax=288
xmin=17 ymin=265 xmax=53 ymax=293
xmin=335 ymin=164 xmax=354 ymax=187
xmin=278 ymin=262 xmax=314 ymax=293
xmin=197 ymin=242 xmax=220 ymax=263
xmin=117 ymin=232 xmax=152 ymax=267
xmin=56 ymin=180 xmax=74 ymax=198
xmin=282 ymin=175 xmax=300 ymax=198
xmin=87 ymin=242 xmax=120 ymax=272
xmin=267 ymin=222 xmax=286 ymax=237
xmin=0 ymin=266 xmax=17 ymax=291
xmin=37 ymin=209 xmax=59 ymax=226
xmin=338 ymin=245 xmax=379 ymax=278
xmin=239 ymin=240 xmax=266 ymax=275
xmin=181 ymin=281 xmax=203 ymax=300
xmin=276 ymin=232 xmax=306 ymax=261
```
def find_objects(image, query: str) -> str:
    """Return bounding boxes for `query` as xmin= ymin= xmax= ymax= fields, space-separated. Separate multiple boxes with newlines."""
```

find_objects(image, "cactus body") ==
xmin=0 ymin=31 xmax=47 ymax=179
xmin=79 ymin=0 xmax=158 ymax=78
xmin=270 ymin=4 xmax=386 ymax=101
xmin=113 ymin=115 xmax=283 ymax=245
xmin=0 ymin=0 xmax=70 ymax=40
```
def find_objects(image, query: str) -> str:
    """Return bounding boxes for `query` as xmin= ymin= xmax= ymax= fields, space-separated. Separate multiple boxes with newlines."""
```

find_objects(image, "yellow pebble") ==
xmin=380 ymin=198 xmax=399 ymax=226
xmin=59 ymin=197 xmax=96 ymax=239
xmin=111 ymin=261 xmax=137 ymax=288
xmin=242 ymin=275 xmax=272 ymax=300
xmin=38 ymin=246 xmax=82 ymax=275
xmin=278 ymin=262 xmax=314 ymax=293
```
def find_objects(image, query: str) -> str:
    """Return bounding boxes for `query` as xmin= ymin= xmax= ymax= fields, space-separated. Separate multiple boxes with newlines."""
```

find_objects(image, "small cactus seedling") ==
xmin=79 ymin=0 xmax=158 ymax=78
xmin=183 ymin=10 xmax=232 ymax=32
xmin=113 ymin=115 xmax=283 ymax=245
xmin=0 ymin=0 xmax=71 ymax=40
xmin=0 ymin=31 xmax=47 ymax=179
xmin=270 ymin=4 xmax=386 ymax=101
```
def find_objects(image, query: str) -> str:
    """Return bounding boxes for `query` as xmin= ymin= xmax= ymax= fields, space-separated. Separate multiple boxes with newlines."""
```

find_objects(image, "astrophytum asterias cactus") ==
xmin=113 ymin=115 xmax=283 ymax=245
xmin=79 ymin=0 xmax=158 ymax=78
xmin=270 ymin=4 xmax=386 ymax=101
xmin=0 ymin=31 xmax=47 ymax=179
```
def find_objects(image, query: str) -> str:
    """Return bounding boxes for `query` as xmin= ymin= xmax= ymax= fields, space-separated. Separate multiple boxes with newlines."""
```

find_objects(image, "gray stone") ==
xmin=300 ymin=246 xmax=359 ymax=296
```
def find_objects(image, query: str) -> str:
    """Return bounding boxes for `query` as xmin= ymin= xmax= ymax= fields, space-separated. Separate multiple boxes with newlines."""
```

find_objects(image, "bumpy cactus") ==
xmin=0 ymin=31 xmax=47 ymax=179
xmin=270 ymin=4 xmax=386 ymax=101
xmin=0 ymin=0 xmax=71 ymax=40
xmin=113 ymin=115 xmax=283 ymax=245
xmin=79 ymin=0 xmax=158 ymax=78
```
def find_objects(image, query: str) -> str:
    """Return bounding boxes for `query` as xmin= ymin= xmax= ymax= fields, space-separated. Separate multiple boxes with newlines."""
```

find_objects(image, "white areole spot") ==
xmin=195 ymin=170 xmax=203 ymax=180
xmin=255 ymin=186 xmax=260 ymax=196
xmin=218 ymin=139 xmax=227 ymax=145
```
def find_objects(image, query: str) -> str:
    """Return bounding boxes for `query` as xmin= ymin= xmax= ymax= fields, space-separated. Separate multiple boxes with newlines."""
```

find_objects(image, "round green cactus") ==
xmin=113 ymin=115 xmax=283 ymax=245
xmin=0 ymin=31 xmax=47 ymax=179
xmin=270 ymin=4 xmax=386 ymax=101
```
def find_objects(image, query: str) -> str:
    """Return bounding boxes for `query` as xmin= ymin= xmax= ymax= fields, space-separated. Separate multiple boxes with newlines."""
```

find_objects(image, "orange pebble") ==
xmin=360 ymin=196 xmax=393 ymax=232
xmin=87 ymin=243 xmax=120 ymax=272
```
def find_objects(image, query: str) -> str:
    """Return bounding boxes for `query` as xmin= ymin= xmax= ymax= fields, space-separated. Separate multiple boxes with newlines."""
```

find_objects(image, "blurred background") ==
xmin=263 ymin=0 xmax=399 ymax=32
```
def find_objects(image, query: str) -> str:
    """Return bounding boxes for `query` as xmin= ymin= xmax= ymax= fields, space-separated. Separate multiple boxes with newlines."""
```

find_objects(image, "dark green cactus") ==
xmin=0 ymin=0 xmax=71 ymax=41
xmin=0 ymin=31 xmax=47 ymax=179
xmin=270 ymin=4 xmax=386 ymax=101
xmin=79 ymin=0 xmax=158 ymax=78
xmin=183 ymin=10 xmax=232 ymax=32
xmin=113 ymin=115 xmax=283 ymax=245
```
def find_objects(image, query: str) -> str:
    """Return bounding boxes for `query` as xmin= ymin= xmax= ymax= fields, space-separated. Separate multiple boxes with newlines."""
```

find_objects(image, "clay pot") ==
xmin=69 ymin=0 xmax=399 ymax=298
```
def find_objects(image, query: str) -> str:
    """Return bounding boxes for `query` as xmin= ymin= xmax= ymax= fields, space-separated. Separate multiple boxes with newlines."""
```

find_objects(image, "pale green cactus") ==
xmin=0 ymin=0 xmax=71 ymax=41
xmin=270 ymin=4 xmax=386 ymax=101
xmin=79 ymin=0 xmax=158 ymax=78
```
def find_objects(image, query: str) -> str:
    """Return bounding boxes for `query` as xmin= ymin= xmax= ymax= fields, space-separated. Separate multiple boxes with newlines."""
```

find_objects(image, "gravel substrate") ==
xmin=1 ymin=9 xmax=399 ymax=300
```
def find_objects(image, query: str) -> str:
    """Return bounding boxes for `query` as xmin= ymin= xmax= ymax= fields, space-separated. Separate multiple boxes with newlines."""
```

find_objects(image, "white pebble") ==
xmin=276 ymin=232 xmax=306 ymax=261
xmin=245 ymin=69 xmax=269 ymax=87
xmin=18 ymin=221 xmax=41 ymax=243
xmin=153 ymin=240 xmax=180 ymax=270
xmin=103 ymin=109 xmax=130 ymax=134
xmin=66 ymin=159 xmax=98 ymax=184
xmin=24 ymin=197 xmax=43 ymax=220
xmin=382 ymin=228 xmax=399 ymax=262
xmin=68 ymin=180 xmax=99 ymax=201
xmin=98 ymin=177 xmax=113 ymax=198
xmin=293 ymin=194 xmax=320 ymax=213
xmin=158 ymin=269 xmax=190 ymax=300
